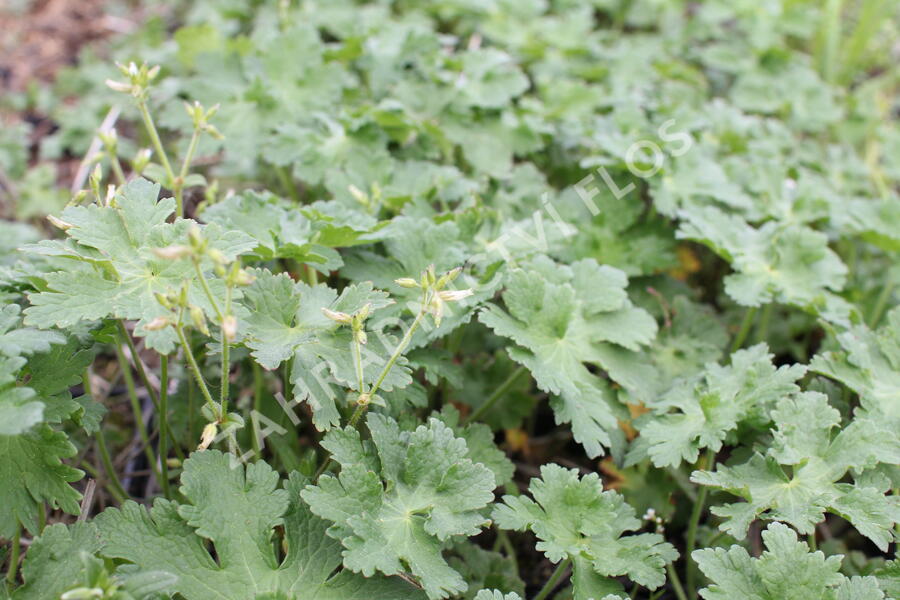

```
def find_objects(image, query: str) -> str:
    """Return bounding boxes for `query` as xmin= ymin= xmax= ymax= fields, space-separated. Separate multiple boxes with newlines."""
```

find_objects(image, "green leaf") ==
xmin=432 ymin=406 xmax=515 ymax=488
xmin=302 ymin=414 xmax=496 ymax=599
xmin=677 ymin=206 xmax=852 ymax=323
xmin=811 ymin=306 xmax=900 ymax=424
xmin=24 ymin=178 xmax=255 ymax=353
xmin=694 ymin=523 xmax=885 ymax=600
xmin=448 ymin=543 xmax=525 ymax=600
xmin=693 ymin=392 xmax=900 ymax=550
xmin=479 ymin=256 xmax=657 ymax=457
xmin=0 ymin=304 xmax=65 ymax=358
xmin=94 ymin=450 xmax=424 ymax=600
xmin=0 ymin=425 xmax=83 ymax=537
xmin=11 ymin=523 xmax=102 ymax=600
xmin=633 ymin=344 xmax=805 ymax=467
xmin=493 ymin=464 xmax=677 ymax=596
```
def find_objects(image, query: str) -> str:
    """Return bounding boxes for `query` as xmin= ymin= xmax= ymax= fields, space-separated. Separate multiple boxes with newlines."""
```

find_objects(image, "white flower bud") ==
xmin=190 ymin=306 xmax=209 ymax=336
xmin=105 ymin=79 xmax=133 ymax=93
xmin=437 ymin=289 xmax=474 ymax=302
xmin=144 ymin=316 xmax=173 ymax=331
xmin=222 ymin=315 xmax=238 ymax=342
xmin=198 ymin=423 xmax=217 ymax=450
xmin=152 ymin=245 xmax=192 ymax=260
xmin=395 ymin=278 xmax=419 ymax=288
xmin=322 ymin=308 xmax=352 ymax=324
xmin=47 ymin=215 xmax=73 ymax=230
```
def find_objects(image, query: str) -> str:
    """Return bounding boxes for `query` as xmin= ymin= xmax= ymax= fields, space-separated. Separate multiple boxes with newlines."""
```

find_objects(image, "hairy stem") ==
xmin=686 ymin=449 xmax=715 ymax=598
xmin=369 ymin=306 xmax=427 ymax=398
xmin=668 ymin=563 xmax=689 ymax=600
xmin=6 ymin=522 xmax=21 ymax=588
xmin=868 ymin=278 xmax=895 ymax=328
xmin=174 ymin=319 xmax=220 ymax=420
xmin=730 ymin=306 xmax=758 ymax=353
xmin=533 ymin=557 xmax=571 ymax=600
xmin=220 ymin=285 xmax=233 ymax=415
xmin=116 ymin=321 xmax=181 ymax=456
xmin=353 ymin=333 xmax=365 ymax=396
xmin=136 ymin=100 xmax=177 ymax=214
xmin=85 ymin=366 xmax=130 ymax=502
xmin=114 ymin=337 xmax=163 ymax=484
xmin=191 ymin=259 xmax=224 ymax=322
xmin=174 ymin=127 xmax=201 ymax=216
xmin=251 ymin=361 xmax=264 ymax=461
xmin=159 ymin=355 xmax=171 ymax=499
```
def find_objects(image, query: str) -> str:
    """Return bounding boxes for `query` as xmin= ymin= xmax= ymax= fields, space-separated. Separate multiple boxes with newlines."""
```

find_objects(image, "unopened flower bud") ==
xmin=69 ymin=190 xmax=89 ymax=206
xmin=204 ymin=124 xmax=224 ymax=140
xmin=133 ymin=148 xmax=152 ymax=173
xmin=322 ymin=308 xmax=352 ymax=324
xmin=348 ymin=184 xmax=368 ymax=206
xmin=206 ymin=248 xmax=227 ymax=265
xmin=144 ymin=316 xmax=173 ymax=331
xmin=152 ymin=245 xmax=192 ymax=260
xmin=105 ymin=79 xmax=133 ymax=93
xmin=436 ymin=266 xmax=463 ymax=289
xmin=47 ymin=215 xmax=73 ymax=230
xmin=231 ymin=268 xmax=255 ymax=286
xmin=188 ymin=224 xmax=205 ymax=250
xmin=437 ymin=289 xmax=473 ymax=302
xmin=354 ymin=329 xmax=368 ymax=345
xmin=395 ymin=277 xmax=418 ymax=288
xmin=154 ymin=292 xmax=172 ymax=309
xmin=198 ymin=422 xmax=217 ymax=450
xmin=190 ymin=305 xmax=209 ymax=335
xmin=222 ymin=315 xmax=238 ymax=341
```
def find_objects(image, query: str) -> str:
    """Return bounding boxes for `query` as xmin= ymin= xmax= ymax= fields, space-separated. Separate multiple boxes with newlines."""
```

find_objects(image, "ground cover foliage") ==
xmin=1 ymin=0 xmax=900 ymax=598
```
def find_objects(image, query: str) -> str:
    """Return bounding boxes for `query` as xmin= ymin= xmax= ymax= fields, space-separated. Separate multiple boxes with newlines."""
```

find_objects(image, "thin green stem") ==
xmin=220 ymin=285 xmax=233 ymax=415
xmin=251 ymin=361 xmax=264 ymax=461
xmin=668 ymin=564 xmax=689 ymax=600
xmin=730 ymin=306 xmax=758 ymax=353
xmin=533 ymin=557 xmax=571 ymax=600
xmin=686 ymin=449 xmax=715 ymax=598
xmin=370 ymin=307 xmax=427 ymax=398
xmin=109 ymin=155 xmax=126 ymax=185
xmin=174 ymin=128 xmax=202 ymax=218
xmin=754 ymin=303 xmax=773 ymax=345
xmin=87 ymin=364 xmax=130 ymax=502
xmin=38 ymin=503 xmax=46 ymax=534
xmin=348 ymin=403 xmax=368 ymax=429
xmin=466 ymin=365 xmax=526 ymax=423
xmin=6 ymin=522 xmax=21 ymax=588
xmin=159 ymin=355 xmax=171 ymax=499
xmin=174 ymin=320 xmax=220 ymax=420
xmin=808 ymin=533 xmax=818 ymax=552
xmin=353 ymin=333 xmax=365 ymax=396
xmin=116 ymin=321 xmax=159 ymax=406
xmin=91 ymin=432 xmax=129 ymax=504
xmin=498 ymin=530 xmax=518 ymax=573
xmin=275 ymin=165 xmax=299 ymax=202
xmin=868 ymin=279 xmax=895 ymax=328
xmin=191 ymin=259 xmax=224 ymax=322
xmin=137 ymin=100 xmax=177 ymax=213
xmin=821 ymin=0 xmax=845 ymax=83
xmin=116 ymin=321 xmax=181 ymax=456
xmin=114 ymin=338 xmax=163 ymax=484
